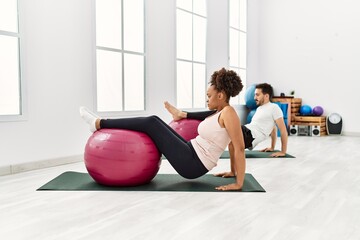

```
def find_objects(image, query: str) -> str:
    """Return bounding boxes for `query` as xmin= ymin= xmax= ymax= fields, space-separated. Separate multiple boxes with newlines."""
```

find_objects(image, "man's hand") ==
xmin=213 ymin=172 xmax=236 ymax=178
xmin=215 ymin=183 xmax=242 ymax=191
xmin=261 ymin=148 xmax=286 ymax=157
xmin=270 ymin=151 xmax=286 ymax=157
xmin=260 ymin=147 xmax=274 ymax=152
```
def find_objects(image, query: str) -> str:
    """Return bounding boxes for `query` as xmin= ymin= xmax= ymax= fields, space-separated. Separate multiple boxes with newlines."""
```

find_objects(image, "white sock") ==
xmin=79 ymin=106 xmax=98 ymax=132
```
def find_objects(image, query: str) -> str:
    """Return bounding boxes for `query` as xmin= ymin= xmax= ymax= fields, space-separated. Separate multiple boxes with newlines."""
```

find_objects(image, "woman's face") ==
xmin=206 ymin=85 xmax=221 ymax=110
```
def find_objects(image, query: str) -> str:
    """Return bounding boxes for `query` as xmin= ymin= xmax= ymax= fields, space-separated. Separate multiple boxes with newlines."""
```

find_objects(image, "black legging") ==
xmin=100 ymin=116 xmax=208 ymax=179
xmin=187 ymin=110 xmax=216 ymax=121
xmin=187 ymin=110 xmax=254 ymax=149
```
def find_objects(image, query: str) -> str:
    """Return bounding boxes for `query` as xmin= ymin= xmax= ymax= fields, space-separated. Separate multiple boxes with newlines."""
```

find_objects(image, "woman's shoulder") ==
xmin=221 ymin=105 xmax=238 ymax=116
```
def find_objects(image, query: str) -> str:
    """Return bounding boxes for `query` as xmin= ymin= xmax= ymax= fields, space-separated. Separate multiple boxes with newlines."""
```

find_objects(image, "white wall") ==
xmin=249 ymin=0 xmax=360 ymax=134
xmin=1 ymin=0 xmax=359 ymax=170
xmin=0 ymin=0 xmax=234 ymax=169
xmin=0 ymin=0 xmax=94 ymax=169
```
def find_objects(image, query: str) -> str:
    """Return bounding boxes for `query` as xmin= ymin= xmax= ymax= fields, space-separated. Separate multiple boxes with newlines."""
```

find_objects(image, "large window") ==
xmin=229 ymin=0 xmax=247 ymax=105
xmin=95 ymin=0 xmax=145 ymax=112
xmin=176 ymin=0 xmax=207 ymax=109
xmin=0 ymin=0 xmax=22 ymax=118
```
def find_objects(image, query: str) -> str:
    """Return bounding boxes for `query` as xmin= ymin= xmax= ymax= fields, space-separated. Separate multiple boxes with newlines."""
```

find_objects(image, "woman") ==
xmin=80 ymin=68 xmax=246 ymax=191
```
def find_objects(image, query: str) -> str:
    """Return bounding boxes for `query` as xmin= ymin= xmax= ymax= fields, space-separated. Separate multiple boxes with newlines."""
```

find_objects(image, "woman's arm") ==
xmin=213 ymin=142 xmax=236 ymax=178
xmin=215 ymin=106 xmax=246 ymax=191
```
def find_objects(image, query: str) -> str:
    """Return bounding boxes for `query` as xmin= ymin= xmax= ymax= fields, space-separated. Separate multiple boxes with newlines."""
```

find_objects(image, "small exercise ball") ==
xmin=300 ymin=105 xmax=312 ymax=115
xmin=84 ymin=129 xmax=161 ymax=186
xmin=169 ymin=119 xmax=201 ymax=141
xmin=244 ymin=84 xmax=258 ymax=110
xmin=247 ymin=109 xmax=257 ymax=124
xmin=312 ymin=106 xmax=324 ymax=116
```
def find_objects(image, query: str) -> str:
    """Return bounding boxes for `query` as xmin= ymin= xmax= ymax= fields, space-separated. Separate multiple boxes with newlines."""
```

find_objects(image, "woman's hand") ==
xmin=215 ymin=183 xmax=242 ymax=191
xmin=213 ymin=172 xmax=235 ymax=178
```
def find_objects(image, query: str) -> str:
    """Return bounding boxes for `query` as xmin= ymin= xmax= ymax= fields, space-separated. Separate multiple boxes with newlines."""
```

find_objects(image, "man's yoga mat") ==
xmin=220 ymin=150 xmax=295 ymax=159
xmin=161 ymin=150 xmax=295 ymax=160
xmin=37 ymin=171 xmax=265 ymax=192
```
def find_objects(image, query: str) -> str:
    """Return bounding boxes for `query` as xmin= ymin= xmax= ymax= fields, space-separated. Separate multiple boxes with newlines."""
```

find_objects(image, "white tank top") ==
xmin=190 ymin=110 xmax=231 ymax=170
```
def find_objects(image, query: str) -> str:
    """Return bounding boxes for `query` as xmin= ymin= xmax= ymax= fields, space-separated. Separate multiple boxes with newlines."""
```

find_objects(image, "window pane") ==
xmin=96 ymin=50 xmax=122 ymax=112
xmin=229 ymin=0 xmax=239 ymax=29
xmin=124 ymin=54 xmax=144 ymax=110
xmin=229 ymin=68 xmax=246 ymax=105
xmin=176 ymin=0 xmax=192 ymax=11
xmin=229 ymin=29 xmax=239 ymax=67
xmin=0 ymin=0 xmax=18 ymax=32
xmin=96 ymin=0 xmax=122 ymax=49
xmin=240 ymin=0 xmax=247 ymax=31
xmin=193 ymin=0 xmax=206 ymax=17
xmin=193 ymin=63 xmax=206 ymax=108
xmin=239 ymin=31 xmax=247 ymax=68
xmin=238 ymin=69 xmax=246 ymax=104
xmin=176 ymin=61 xmax=192 ymax=108
xmin=0 ymin=35 xmax=20 ymax=115
xmin=193 ymin=15 xmax=206 ymax=62
xmin=123 ymin=0 xmax=144 ymax=53
xmin=229 ymin=67 xmax=239 ymax=105
xmin=176 ymin=10 xmax=192 ymax=60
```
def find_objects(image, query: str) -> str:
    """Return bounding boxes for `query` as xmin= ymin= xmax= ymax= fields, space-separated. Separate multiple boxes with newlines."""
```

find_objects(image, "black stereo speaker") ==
xmin=311 ymin=125 xmax=321 ymax=137
xmin=289 ymin=125 xmax=298 ymax=136
xmin=290 ymin=125 xmax=321 ymax=137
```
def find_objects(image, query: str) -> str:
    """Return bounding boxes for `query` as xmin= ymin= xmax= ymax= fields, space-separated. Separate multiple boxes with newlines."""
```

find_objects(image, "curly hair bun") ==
xmin=210 ymin=68 xmax=243 ymax=99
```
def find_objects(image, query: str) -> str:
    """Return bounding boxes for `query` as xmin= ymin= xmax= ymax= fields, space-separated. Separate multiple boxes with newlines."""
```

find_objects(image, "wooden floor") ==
xmin=1 ymin=135 xmax=360 ymax=240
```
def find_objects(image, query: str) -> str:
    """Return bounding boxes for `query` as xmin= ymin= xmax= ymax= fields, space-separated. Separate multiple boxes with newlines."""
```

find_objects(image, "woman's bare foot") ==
xmin=80 ymin=106 xmax=100 ymax=132
xmin=164 ymin=101 xmax=187 ymax=121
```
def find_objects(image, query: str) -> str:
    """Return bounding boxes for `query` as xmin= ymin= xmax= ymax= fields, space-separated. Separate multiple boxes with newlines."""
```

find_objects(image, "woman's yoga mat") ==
xmin=220 ymin=150 xmax=295 ymax=159
xmin=37 ymin=171 xmax=265 ymax=192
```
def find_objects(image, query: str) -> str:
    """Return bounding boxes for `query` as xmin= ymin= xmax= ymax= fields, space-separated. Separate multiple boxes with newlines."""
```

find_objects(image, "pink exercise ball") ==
xmin=169 ymin=119 xmax=201 ymax=141
xmin=84 ymin=129 xmax=161 ymax=186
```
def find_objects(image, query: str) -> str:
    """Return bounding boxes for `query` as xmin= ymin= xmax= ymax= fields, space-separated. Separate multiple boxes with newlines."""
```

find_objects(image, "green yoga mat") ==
xmin=37 ymin=171 xmax=265 ymax=192
xmin=161 ymin=151 xmax=295 ymax=160
xmin=220 ymin=150 xmax=295 ymax=159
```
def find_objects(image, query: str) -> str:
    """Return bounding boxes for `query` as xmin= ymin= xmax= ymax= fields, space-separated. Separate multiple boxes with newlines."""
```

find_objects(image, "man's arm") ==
xmin=270 ymin=117 xmax=288 ymax=157
xmin=270 ymin=127 xmax=277 ymax=149
xmin=261 ymin=127 xmax=277 ymax=152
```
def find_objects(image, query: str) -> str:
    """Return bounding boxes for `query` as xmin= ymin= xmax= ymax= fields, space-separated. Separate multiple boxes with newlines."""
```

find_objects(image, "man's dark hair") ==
xmin=256 ymin=83 xmax=274 ymax=100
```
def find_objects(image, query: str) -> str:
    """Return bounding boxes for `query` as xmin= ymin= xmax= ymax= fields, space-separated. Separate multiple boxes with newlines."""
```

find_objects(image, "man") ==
xmin=165 ymin=83 xmax=288 ymax=157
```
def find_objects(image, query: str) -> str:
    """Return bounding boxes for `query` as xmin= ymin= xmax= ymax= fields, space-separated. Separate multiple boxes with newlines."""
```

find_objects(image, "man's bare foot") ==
xmin=164 ymin=101 xmax=187 ymax=121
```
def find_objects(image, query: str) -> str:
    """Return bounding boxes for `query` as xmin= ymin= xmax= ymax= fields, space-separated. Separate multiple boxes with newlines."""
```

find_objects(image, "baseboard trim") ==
xmin=342 ymin=131 xmax=360 ymax=137
xmin=0 ymin=155 xmax=83 ymax=176
xmin=0 ymin=166 xmax=11 ymax=176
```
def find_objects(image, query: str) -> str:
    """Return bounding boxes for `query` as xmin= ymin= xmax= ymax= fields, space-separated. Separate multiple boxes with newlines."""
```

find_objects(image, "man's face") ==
xmin=254 ymin=88 xmax=266 ymax=106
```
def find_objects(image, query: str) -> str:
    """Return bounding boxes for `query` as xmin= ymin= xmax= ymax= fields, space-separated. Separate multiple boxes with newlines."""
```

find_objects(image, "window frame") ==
xmin=0 ymin=0 xmax=26 ymax=122
xmin=175 ymin=0 xmax=208 ymax=109
xmin=93 ymin=0 xmax=146 ymax=116
xmin=228 ymin=0 xmax=247 ymax=106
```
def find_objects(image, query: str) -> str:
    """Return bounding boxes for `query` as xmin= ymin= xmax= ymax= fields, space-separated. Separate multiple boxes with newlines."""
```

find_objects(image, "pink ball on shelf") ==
xmin=84 ymin=129 xmax=161 ymax=186
xmin=169 ymin=119 xmax=201 ymax=141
